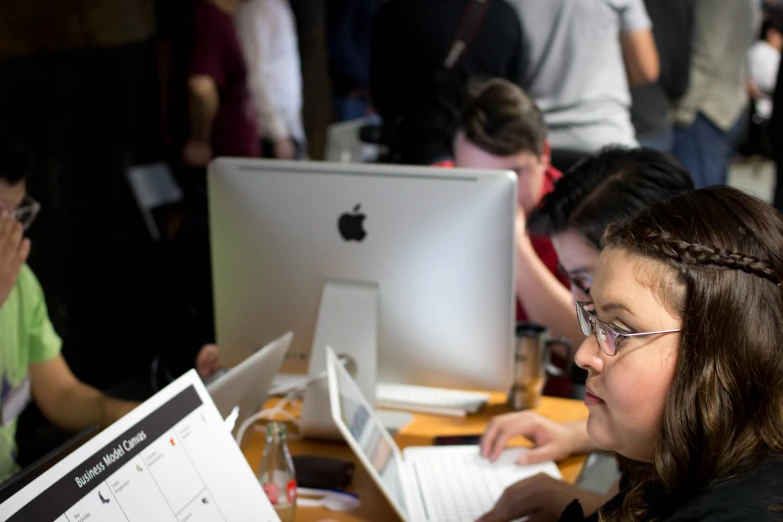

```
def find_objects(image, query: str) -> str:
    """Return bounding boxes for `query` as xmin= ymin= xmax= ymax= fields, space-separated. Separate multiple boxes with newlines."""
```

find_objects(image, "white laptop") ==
xmin=326 ymin=347 xmax=562 ymax=522
xmin=0 ymin=370 xmax=279 ymax=522
xmin=207 ymin=331 xmax=292 ymax=438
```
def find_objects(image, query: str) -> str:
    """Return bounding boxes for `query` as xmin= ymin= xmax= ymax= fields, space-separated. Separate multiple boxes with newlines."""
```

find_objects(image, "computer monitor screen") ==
xmin=209 ymin=159 xmax=516 ymax=391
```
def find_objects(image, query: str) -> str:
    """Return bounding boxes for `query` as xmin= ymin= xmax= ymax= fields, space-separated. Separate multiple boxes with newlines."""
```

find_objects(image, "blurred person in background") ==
xmin=671 ymin=0 xmax=761 ymax=188
xmin=177 ymin=0 xmax=260 ymax=362
xmin=748 ymin=9 xmax=783 ymax=121
xmin=453 ymin=79 xmax=571 ymax=342
xmin=740 ymin=6 xmax=783 ymax=158
xmin=630 ymin=0 xmax=695 ymax=152
xmin=327 ymin=0 xmax=377 ymax=122
xmin=237 ymin=0 xmax=307 ymax=160
xmin=371 ymin=0 xmax=525 ymax=166
xmin=452 ymin=78 xmax=578 ymax=397
xmin=185 ymin=0 xmax=259 ymax=169
xmin=289 ymin=0 xmax=331 ymax=159
xmin=509 ymin=0 xmax=659 ymax=153
xmin=769 ymin=5 xmax=783 ymax=210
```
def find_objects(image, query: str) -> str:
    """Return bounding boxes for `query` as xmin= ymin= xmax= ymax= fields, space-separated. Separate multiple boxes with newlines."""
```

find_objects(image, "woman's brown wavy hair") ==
xmin=599 ymin=186 xmax=783 ymax=521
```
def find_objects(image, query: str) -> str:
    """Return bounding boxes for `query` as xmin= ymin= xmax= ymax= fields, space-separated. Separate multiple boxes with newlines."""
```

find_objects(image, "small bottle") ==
xmin=257 ymin=422 xmax=297 ymax=522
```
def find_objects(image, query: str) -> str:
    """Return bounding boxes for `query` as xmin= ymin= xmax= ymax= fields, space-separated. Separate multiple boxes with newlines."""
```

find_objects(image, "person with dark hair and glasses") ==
xmin=497 ymin=145 xmax=693 ymax=345
xmin=475 ymin=146 xmax=693 ymax=522
xmin=563 ymin=186 xmax=783 ymax=521
xmin=481 ymin=188 xmax=783 ymax=522
xmin=0 ymin=141 xmax=138 ymax=483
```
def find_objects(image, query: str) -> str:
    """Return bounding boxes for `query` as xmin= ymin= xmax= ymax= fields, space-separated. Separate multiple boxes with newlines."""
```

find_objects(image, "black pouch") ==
xmin=292 ymin=455 xmax=355 ymax=490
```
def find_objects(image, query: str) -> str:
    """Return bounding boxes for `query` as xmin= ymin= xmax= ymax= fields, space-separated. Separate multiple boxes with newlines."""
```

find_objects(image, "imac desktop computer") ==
xmin=208 ymin=159 xmax=516 ymax=433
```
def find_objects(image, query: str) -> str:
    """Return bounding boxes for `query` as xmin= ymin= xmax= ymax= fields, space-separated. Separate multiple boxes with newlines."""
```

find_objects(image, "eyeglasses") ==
xmin=12 ymin=195 xmax=40 ymax=230
xmin=575 ymin=300 xmax=681 ymax=356
xmin=558 ymin=264 xmax=592 ymax=297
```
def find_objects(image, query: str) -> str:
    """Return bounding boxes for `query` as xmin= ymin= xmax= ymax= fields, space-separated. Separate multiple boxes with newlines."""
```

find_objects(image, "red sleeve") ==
xmin=544 ymin=165 xmax=563 ymax=188
xmin=431 ymin=159 xmax=455 ymax=168
xmin=531 ymin=236 xmax=569 ymax=286
xmin=530 ymin=166 xmax=570 ymax=288
xmin=517 ymin=166 xmax=570 ymax=322
xmin=516 ymin=238 xmax=569 ymax=322
xmin=536 ymin=165 xmax=568 ymax=285
xmin=190 ymin=5 xmax=227 ymax=88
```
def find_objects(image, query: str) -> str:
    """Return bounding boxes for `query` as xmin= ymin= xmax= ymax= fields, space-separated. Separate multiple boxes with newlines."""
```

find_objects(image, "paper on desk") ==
xmin=0 ymin=370 xmax=281 ymax=522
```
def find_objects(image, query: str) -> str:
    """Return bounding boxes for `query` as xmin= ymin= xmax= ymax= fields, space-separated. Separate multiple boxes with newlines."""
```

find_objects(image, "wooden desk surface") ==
xmin=242 ymin=395 xmax=589 ymax=522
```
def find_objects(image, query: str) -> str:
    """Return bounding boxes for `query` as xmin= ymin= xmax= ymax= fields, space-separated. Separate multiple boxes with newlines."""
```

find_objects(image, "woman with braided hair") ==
xmin=483 ymin=185 xmax=783 ymax=521
xmin=567 ymin=185 xmax=783 ymax=521
xmin=478 ymin=146 xmax=694 ymax=522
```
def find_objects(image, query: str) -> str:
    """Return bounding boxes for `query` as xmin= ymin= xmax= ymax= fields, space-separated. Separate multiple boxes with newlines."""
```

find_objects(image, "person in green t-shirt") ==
xmin=0 ymin=142 xmax=138 ymax=482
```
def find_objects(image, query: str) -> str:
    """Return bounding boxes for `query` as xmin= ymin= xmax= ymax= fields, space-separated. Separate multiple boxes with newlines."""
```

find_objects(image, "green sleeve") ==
xmin=21 ymin=265 xmax=62 ymax=364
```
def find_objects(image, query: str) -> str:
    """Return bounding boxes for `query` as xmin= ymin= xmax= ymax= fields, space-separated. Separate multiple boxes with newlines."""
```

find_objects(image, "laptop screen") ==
xmin=330 ymin=354 xmax=409 ymax=519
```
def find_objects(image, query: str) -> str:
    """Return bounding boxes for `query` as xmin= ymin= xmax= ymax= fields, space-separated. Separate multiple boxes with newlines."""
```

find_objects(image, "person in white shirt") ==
xmin=236 ymin=0 xmax=307 ymax=159
xmin=748 ymin=14 xmax=783 ymax=120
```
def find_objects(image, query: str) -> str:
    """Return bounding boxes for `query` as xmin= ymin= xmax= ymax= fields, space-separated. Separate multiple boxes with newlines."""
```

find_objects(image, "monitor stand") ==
xmin=300 ymin=279 xmax=379 ymax=439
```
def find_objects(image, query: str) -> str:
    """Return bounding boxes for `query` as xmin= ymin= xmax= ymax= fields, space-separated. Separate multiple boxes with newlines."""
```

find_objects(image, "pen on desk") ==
xmin=377 ymin=402 xmax=468 ymax=418
xmin=297 ymin=487 xmax=361 ymax=511
xmin=297 ymin=488 xmax=359 ymax=499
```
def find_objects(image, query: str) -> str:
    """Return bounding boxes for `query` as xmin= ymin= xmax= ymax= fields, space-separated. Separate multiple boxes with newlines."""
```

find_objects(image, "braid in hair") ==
xmin=612 ymin=228 xmax=781 ymax=285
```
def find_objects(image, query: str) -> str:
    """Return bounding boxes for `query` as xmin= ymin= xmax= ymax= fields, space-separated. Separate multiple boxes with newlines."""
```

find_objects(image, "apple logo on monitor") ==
xmin=338 ymin=204 xmax=366 ymax=241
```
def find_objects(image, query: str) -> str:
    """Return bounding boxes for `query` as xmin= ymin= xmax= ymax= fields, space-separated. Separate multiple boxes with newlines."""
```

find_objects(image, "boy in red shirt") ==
xmin=452 ymin=79 xmax=579 ymax=388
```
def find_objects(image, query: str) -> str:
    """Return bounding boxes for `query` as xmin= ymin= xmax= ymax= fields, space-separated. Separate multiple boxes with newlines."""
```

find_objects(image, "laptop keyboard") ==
xmin=410 ymin=449 xmax=506 ymax=521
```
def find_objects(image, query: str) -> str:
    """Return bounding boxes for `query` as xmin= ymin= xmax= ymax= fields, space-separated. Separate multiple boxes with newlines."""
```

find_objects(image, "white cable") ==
xmin=235 ymin=388 xmax=302 ymax=445
xmin=268 ymin=369 xmax=329 ymax=397
xmin=236 ymin=351 xmax=348 ymax=445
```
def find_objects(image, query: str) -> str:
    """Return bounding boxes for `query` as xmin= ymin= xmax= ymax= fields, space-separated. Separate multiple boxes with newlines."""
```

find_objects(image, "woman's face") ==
xmin=574 ymin=248 xmax=682 ymax=462
xmin=551 ymin=229 xmax=601 ymax=302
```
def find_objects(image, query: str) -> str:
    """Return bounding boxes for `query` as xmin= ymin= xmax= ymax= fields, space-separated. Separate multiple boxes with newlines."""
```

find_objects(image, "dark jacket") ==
xmin=370 ymin=0 xmax=525 ymax=165
xmin=630 ymin=0 xmax=695 ymax=140
xmin=561 ymin=458 xmax=783 ymax=522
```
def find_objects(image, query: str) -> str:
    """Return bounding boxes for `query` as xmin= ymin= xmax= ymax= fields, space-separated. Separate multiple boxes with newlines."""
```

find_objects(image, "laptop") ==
xmin=206 ymin=331 xmax=292 ymax=438
xmin=326 ymin=347 xmax=562 ymax=522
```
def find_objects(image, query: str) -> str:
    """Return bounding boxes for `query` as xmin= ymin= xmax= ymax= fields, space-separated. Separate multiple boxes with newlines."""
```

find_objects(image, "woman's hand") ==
xmin=480 ymin=411 xmax=593 ymax=464
xmin=476 ymin=473 xmax=605 ymax=522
